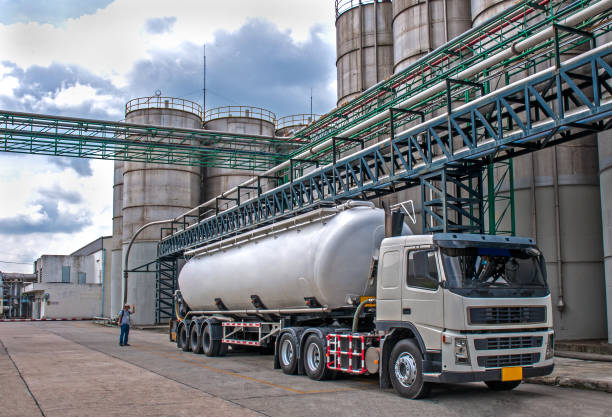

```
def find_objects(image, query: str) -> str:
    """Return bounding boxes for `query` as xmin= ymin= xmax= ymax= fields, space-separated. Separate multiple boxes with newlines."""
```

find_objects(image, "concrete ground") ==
xmin=1 ymin=322 xmax=611 ymax=417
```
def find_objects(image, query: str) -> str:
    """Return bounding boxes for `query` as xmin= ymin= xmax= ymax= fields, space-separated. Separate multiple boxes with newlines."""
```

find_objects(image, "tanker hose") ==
xmin=174 ymin=292 xmax=184 ymax=321
xmin=352 ymin=298 xmax=376 ymax=333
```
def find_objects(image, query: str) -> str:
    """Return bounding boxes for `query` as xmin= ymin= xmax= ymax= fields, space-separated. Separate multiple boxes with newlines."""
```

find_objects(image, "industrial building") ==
xmin=25 ymin=236 xmax=112 ymax=319
xmin=0 ymin=271 xmax=36 ymax=318
xmin=0 ymin=1 xmax=609 ymax=344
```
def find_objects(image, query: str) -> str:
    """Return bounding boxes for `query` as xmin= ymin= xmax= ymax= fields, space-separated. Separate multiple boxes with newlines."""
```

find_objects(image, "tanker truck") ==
xmin=170 ymin=201 xmax=554 ymax=399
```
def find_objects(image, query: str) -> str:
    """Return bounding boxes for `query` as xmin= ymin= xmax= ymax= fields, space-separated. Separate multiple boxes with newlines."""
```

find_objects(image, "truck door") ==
xmin=377 ymin=249 xmax=401 ymax=321
xmin=402 ymin=248 xmax=444 ymax=350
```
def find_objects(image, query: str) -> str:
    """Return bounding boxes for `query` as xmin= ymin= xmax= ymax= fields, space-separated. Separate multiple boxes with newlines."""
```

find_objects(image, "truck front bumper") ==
xmin=424 ymin=363 xmax=554 ymax=383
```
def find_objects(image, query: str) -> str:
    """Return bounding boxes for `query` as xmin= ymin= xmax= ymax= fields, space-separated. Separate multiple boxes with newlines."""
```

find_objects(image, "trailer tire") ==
xmin=190 ymin=324 xmax=203 ymax=354
xmin=389 ymin=339 xmax=430 ymax=399
xmin=180 ymin=325 xmax=190 ymax=352
xmin=303 ymin=334 xmax=333 ymax=381
xmin=485 ymin=380 xmax=521 ymax=391
xmin=202 ymin=324 xmax=220 ymax=357
xmin=278 ymin=333 xmax=298 ymax=375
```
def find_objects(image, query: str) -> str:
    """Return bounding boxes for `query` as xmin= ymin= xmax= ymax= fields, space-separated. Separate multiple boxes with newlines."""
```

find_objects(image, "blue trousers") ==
xmin=119 ymin=324 xmax=130 ymax=345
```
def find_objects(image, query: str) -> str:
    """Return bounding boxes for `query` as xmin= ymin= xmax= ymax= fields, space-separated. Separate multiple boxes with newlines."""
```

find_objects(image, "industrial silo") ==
xmin=336 ymin=0 xmax=394 ymax=106
xmin=203 ymin=106 xmax=276 ymax=202
xmin=110 ymin=159 xmax=123 ymax=318
xmin=472 ymin=0 xmax=606 ymax=340
xmin=122 ymin=97 xmax=202 ymax=325
xmin=597 ymin=30 xmax=612 ymax=343
xmin=275 ymin=114 xmax=318 ymax=138
xmin=392 ymin=0 xmax=471 ymax=73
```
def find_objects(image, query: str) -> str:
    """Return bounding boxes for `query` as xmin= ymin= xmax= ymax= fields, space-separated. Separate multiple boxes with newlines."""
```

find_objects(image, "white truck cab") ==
xmin=376 ymin=233 xmax=554 ymax=398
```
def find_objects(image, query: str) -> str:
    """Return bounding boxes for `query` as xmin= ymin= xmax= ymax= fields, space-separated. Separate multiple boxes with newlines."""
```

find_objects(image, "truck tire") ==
xmin=190 ymin=324 xmax=203 ymax=354
xmin=485 ymin=380 xmax=521 ymax=391
xmin=278 ymin=333 xmax=298 ymax=375
xmin=389 ymin=339 xmax=431 ymax=399
xmin=303 ymin=334 xmax=333 ymax=381
xmin=180 ymin=325 xmax=190 ymax=352
xmin=202 ymin=324 xmax=220 ymax=357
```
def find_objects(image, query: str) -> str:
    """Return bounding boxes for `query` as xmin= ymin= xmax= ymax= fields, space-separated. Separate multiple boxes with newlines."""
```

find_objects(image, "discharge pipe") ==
xmin=123 ymin=219 xmax=175 ymax=305
xmin=173 ymin=0 xmax=611 ymax=219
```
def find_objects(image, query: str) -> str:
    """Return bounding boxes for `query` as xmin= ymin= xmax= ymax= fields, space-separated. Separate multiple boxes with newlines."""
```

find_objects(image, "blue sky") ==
xmin=0 ymin=0 xmax=336 ymax=272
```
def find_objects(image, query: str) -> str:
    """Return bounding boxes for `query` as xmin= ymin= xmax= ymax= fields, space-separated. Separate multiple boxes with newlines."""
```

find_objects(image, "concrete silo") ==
xmin=110 ymin=160 xmax=123 ymax=318
xmin=122 ymin=97 xmax=202 ymax=325
xmin=275 ymin=114 xmax=318 ymax=138
xmin=336 ymin=0 xmax=394 ymax=106
xmin=393 ymin=0 xmax=471 ymax=73
xmin=203 ymin=106 xmax=276 ymax=203
xmin=472 ymin=0 xmax=606 ymax=340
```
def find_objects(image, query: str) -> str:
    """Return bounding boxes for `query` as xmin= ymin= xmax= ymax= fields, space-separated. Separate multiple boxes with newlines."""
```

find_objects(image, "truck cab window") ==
xmin=407 ymin=250 xmax=439 ymax=290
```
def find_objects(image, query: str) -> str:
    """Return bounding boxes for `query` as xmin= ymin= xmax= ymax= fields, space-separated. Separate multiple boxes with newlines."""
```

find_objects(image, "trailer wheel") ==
xmin=202 ymin=324 xmax=220 ymax=357
xmin=303 ymin=334 xmax=333 ymax=381
xmin=485 ymin=380 xmax=521 ymax=391
xmin=190 ymin=324 xmax=203 ymax=354
xmin=179 ymin=325 xmax=190 ymax=352
xmin=278 ymin=333 xmax=298 ymax=375
xmin=389 ymin=339 xmax=430 ymax=399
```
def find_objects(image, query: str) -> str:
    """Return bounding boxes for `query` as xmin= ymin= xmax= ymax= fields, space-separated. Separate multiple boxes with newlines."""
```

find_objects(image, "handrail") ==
xmin=125 ymin=96 xmax=202 ymax=119
xmin=204 ymin=106 xmax=276 ymax=124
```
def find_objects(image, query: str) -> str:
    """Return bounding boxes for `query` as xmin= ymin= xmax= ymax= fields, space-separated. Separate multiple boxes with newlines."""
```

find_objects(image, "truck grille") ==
xmin=474 ymin=336 xmax=543 ymax=351
xmin=477 ymin=353 xmax=540 ymax=368
xmin=469 ymin=307 xmax=546 ymax=324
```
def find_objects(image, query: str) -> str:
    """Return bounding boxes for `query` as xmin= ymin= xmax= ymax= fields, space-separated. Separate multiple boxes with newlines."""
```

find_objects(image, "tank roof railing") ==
xmin=125 ymin=96 xmax=203 ymax=119
xmin=276 ymin=114 xmax=321 ymax=131
xmin=204 ymin=105 xmax=277 ymax=124
xmin=335 ymin=0 xmax=390 ymax=19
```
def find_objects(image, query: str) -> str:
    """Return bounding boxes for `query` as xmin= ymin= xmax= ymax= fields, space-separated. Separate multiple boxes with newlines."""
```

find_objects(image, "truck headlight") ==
xmin=545 ymin=333 xmax=554 ymax=360
xmin=455 ymin=337 xmax=470 ymax=365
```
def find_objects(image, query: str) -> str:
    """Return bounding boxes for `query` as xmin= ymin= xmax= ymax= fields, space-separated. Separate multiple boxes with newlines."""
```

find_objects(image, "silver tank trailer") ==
xmin=179 ymin=203 xmax=411 ymax=311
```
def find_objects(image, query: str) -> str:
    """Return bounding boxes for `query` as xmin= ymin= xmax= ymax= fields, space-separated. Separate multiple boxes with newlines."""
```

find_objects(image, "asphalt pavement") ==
xmin=1 ymin=322 xmax=610 ymax=417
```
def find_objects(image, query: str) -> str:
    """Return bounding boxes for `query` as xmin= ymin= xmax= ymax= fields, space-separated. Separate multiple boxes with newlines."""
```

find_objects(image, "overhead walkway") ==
xmin=158 ymin=43 xmax=612 ymax=257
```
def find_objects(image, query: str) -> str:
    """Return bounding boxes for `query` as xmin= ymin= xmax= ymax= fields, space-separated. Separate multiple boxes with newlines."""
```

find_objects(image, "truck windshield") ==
xmin=441 ymin=246 xmax=547 ymax=295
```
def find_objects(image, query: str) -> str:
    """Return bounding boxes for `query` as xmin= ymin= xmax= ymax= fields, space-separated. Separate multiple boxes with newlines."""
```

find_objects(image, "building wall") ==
xmin=27 ymin=283 xmax=102 ymax=319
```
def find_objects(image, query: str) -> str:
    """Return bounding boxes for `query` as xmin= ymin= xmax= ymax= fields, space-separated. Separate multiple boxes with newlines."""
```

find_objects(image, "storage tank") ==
xmin=393 ymin=0 xmax=471 ymax=73
xmin=179 ymin=203 xmax=410 ymax=311
xmin=122 ymin=96 xmax=203 ymax=324
xmin=203 ymin=106 xmax=276 ymax=202
xmin=472 ymin=0 xmax=606 ymax=340
xmin=336 ymin=0 xmax=394 ymax=106
xmin=275 ymin=114 xmax=318 ymax=137
xmin=597 ymin=29 xmax=612 ymax=343
xmin=110 ymin=159 xmax=123 ymax=318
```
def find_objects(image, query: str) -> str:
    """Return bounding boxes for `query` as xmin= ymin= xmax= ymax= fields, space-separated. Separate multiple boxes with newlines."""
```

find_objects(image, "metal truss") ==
xmin=289 ymin=0 xmax=612 ymax=161
xmin=0 ymin=110 xmax=295 ymax=170
xmin=156 ymin=258 xmax=178 ymax=324
xmin=158 ymin=45 xmax=612 ymax=257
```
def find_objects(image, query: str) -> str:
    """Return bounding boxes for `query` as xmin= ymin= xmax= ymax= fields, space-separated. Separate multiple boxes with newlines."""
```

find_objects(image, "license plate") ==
xmin=501 ymin=366 xmax=523 ymax=381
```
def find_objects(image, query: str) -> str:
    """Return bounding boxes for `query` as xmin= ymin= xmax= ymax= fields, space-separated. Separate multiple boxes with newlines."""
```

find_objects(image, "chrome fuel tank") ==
xmin=178 ymin=203 xmax=411 ymax=311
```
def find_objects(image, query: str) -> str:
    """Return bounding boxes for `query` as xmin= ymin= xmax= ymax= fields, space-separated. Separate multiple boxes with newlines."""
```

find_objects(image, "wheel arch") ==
xmin=378 ymin=323 xmax=427 ymax=389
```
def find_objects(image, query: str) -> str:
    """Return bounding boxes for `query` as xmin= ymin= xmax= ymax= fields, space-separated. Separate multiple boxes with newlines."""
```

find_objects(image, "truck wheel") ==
xmin=389 ymin=339 xmax=431 ymax=399
xmin=303 ymin=334 xmax=333 ymax=381
xmin=180 ymin=325 xmax=190 ymax=352
xmin=278 ymin=333 xmax=298 ymax=375
xmin=190 ymin=324 xmax=203 ymax=354
xmin=485 ymin=380 xmax=521 ymax=391
xmin=202 ymin=324 xmax=220 ymax=357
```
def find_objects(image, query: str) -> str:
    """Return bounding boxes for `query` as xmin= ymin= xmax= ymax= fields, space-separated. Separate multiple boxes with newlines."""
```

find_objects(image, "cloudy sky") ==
xmin=0 ymin=0 xmax=337 ymax=273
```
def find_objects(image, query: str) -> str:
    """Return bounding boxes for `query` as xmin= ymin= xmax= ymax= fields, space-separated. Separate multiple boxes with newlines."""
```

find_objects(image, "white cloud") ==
xmin=39 ymin=82 xmax=123 ymax=117
xmin=0 ymin=0 xmax=334 ymax=88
